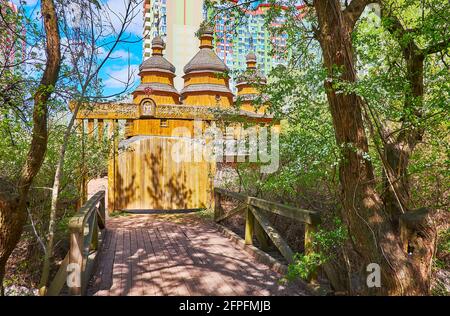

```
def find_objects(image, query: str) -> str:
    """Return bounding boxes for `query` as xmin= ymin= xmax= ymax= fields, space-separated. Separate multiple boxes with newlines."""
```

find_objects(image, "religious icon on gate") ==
xmin=140 ymin=98 xmax=156 ymax=117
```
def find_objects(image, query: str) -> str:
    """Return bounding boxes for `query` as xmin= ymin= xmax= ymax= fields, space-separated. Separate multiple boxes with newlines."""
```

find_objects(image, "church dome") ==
xmin=246 ymin=52 xmax=257 ymax=63
xmin=139 ymin=55 xmax=176 ymax=74
xmin=133 ymin=36 xmax=180 ymax=104
xmin=236 ymin=51 xmax=267 ymax=86
xmin=139 ymin=36 xmax=176 ymax=75
xmin=183 ymin=49 xmax=229 ymax=75
xmin=180 ymin=23 xmax=234 ymax=106
xmin=183 ymin=26 xmax=228 ymax=75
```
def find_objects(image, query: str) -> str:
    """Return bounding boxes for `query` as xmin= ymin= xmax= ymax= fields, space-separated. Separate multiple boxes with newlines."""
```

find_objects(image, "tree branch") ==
xmin=343 ymin=0 xmax=379 ymax=30
xmin=422 ymin=40 xmax=450 ymax=56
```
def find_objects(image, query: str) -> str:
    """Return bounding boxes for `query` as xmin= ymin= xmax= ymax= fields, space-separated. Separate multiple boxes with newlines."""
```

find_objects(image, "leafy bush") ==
xmin=286 ymin=218 xmax=348 ymax=282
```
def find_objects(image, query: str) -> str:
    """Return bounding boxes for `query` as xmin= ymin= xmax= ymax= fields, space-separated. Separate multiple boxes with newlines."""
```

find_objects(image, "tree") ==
xmin=38 ymin=0 xmax=142 ymax=294
xmin=209 ymin=0 xmax=446 ymax=294
xmin=0 ymin=0 xmax=61 ymax=295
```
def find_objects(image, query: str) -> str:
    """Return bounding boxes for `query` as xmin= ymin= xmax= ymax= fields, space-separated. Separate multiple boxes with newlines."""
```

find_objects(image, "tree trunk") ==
xmin=383 ymin=38 xmax=425 ymax=223
xmin=0 ymin=179 xmax=22 ymax=295
xmin=0 ymin=0 xmax=61 ymax=293
xmin=39 ymin=101 xmax=82 ymax=295
xmin=313 ymin=0 xmax=435 ymax=295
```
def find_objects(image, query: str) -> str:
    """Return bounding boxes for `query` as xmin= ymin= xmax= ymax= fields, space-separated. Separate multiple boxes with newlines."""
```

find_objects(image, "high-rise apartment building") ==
xmin=143 ymin=0 xmax=205 ymax=90
xmin=212 ymin=3 xmax=289 ymax=78
xmin=142 ymin=1 xmax=301 ymax=90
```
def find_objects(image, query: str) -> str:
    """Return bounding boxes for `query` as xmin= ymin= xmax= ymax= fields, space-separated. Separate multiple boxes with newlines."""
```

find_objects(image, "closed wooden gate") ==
xmin=113 ymin=136 xmax=214 ymax=210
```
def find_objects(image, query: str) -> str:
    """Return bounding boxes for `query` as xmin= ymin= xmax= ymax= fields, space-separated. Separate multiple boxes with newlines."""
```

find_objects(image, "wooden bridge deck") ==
xmin=87 ymin=214 xmax=306 ymax=296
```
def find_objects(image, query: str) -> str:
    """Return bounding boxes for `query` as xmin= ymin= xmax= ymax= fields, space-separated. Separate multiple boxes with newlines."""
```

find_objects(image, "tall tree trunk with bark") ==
xmin=0 ymin=0 xmax=61 ymax=294
xmin=313 ymin=0 xmax=436 ymax=295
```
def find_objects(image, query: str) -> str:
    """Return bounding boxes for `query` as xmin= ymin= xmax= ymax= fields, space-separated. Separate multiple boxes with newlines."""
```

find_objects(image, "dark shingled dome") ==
xmin=139 ymin=36 xmax=176 ymax=74
xmin=139 ymin=55 xmax=176 ymax=74
xmin=199 ymin=24 xmax=214 ymax=37
xmin=180 ymin=83 xmax=233 ymax=95
xmin=246 ymin=52 xmax=257 ymax=63
xmin=183 ymin=48 xmax=229 ymax=75
xmin=236 ymin=69 xmax=267 ymax=85
xmin=151 ymin=36 xmax=165 ymax=49
xmin=236 ymin=51 xmax=267 ymax=86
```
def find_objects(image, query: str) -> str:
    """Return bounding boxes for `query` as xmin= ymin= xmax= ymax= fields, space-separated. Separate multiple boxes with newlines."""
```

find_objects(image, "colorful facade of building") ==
xmin=211 ymin=2 xmax=290 ymax=78
xmin=142 ymin=1 xmax=303 ymax=90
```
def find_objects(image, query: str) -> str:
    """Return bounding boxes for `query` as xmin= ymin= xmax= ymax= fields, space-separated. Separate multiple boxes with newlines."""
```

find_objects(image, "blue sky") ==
xmin=13 ymin=0 xmax=145 ymax=98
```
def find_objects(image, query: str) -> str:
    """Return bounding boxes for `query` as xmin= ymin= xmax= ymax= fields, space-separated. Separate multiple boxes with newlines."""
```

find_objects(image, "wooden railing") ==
xmin=46 ymin=190 xmax=106 ymax=296
xmin=214 ymin=188 xmax=321 ymax=266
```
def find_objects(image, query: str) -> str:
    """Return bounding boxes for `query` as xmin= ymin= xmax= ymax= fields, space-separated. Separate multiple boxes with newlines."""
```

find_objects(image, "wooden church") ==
xmin=74 ymin=25 xmax=277 ymax=212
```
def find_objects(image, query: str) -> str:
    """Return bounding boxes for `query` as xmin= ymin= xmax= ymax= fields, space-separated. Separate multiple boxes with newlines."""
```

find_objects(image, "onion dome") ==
xmin=183 ymin=26 xmax=228 ymax=75
xmin=139 ymin=36 xmax=176 ymax=75
xmin=133 ymin=36 xmax=180 ymax=104
xmin=181 ymin=23 xmax=233 ymax=106
xmin=183 ymin=49 xmax=229 ymax=75
xmin=235 ymin=52 xmax=269 ymax=113
xmin=236 ymin=51 xmax=267 ymax=87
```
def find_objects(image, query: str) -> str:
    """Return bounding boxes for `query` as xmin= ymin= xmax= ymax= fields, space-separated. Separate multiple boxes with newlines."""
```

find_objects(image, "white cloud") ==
xmin=103 ymin=63 xmax=140 ymax=89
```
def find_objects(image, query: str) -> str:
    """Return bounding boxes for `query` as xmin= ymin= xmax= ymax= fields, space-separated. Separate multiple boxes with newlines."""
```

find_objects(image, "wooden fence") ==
xmin=46 ymin=190 xmax=106 ymax=296
xmin=214 ymin=188 xmax=321 ymax=266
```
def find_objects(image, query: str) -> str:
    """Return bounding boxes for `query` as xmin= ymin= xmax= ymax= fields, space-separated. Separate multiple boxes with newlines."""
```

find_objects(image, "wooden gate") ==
xmin=113 ymin=136 xmax=214 ymax=211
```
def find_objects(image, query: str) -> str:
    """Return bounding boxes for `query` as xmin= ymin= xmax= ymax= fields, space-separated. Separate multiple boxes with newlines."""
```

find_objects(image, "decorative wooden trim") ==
xmin=72 ymin=102 xmax=138 ymax=119
xmin=72 ymin=101 xmax=275 ymax=122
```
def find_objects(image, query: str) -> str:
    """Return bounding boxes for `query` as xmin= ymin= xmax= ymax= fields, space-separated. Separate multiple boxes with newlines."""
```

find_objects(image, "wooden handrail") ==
xmin=214 ymin=187 xmax=321 ymax=225
xmin=46 ymin=190 xmax=106 ymax=296
xmin=214 ymin=187 xmax=321 ymax=275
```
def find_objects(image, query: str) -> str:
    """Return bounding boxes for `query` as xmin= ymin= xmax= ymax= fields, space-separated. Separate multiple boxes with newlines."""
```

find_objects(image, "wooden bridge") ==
xmin=45 ymin=187 xmax=321 ymax=296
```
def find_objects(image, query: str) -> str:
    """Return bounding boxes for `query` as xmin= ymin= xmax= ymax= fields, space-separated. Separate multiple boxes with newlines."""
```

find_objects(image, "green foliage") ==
xmin=286 ymin=252 xmax=325 ymax=281
xmin=286 ymin=218 xmax=348 ymax=282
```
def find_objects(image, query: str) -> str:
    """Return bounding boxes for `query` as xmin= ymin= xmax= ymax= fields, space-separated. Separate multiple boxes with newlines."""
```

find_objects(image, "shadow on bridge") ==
xmin=87 ymin=214 xmax=306 ymax=296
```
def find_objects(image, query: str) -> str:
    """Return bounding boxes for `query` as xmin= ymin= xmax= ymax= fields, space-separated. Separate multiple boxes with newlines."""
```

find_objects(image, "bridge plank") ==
xmin=141 ymin=228 xmax=165 ymax=295
xmin=108 ymin=230 xmax=124 ymax=296
xmin=149 ymin=228 xmax=189 ymax=295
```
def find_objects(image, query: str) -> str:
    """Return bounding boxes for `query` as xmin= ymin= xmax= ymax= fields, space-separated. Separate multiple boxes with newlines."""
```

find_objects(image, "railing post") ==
xmin=245 ymin=206 xmax=254 ymax=245
xmin=68 ymin=227 xmax=83 ymax=296
xmin=108 ymin=120 xmax=118 ymax=213
xmin=214 ymin=190 xmax=223 ymax=222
